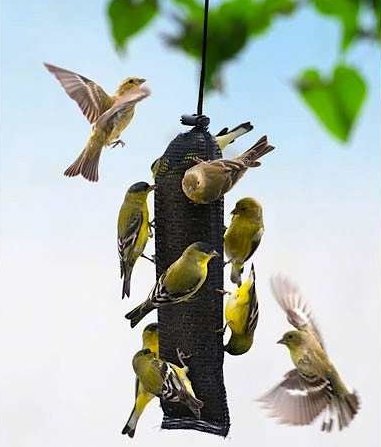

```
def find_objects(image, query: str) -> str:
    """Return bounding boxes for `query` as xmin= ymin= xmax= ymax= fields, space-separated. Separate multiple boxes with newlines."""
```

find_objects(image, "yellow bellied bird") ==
xmin=258 ymin=275 xmax=360 ymax=432
xmin=117 ymin=182 xmax=155 ymax=298
xmin=44 ymin=63 xmax=150 ymax=181
xmin=125 ymin=242 xmax=219 ymax=327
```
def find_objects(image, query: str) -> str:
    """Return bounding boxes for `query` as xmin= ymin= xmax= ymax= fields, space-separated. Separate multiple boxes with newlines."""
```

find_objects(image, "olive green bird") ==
xmin=44 ymin=63 xmax=150 ymax=182
xmin=214 ymin=121 xmax=253 ymax=150
xmin=224 ymin=197 xmax=264 ymax=286
xmin=131 ymin=348 xmax=203 ymax=419
xmin=182 ymin=135 xmax=274 ymax=204
xmin=118 ymin=182 xmax=155 ymax=299
xmin=122 ymin=323 xmax=159 ymax=438
xmin=224 ymin=264 xmax=259 ymax=355
xmin=125 ymin=242 xmax=219 ymax=327
xmin=258 ymin=275 xmax=360 ymax=432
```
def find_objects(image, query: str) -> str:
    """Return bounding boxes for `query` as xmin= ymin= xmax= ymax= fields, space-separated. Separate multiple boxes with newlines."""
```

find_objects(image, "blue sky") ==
xmin=1 ymin=1 xmax=380 ymax=446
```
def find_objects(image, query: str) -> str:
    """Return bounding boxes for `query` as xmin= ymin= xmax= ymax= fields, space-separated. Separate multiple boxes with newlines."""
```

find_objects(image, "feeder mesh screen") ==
xmin=154 ymin=127 xmax=230 ymax=437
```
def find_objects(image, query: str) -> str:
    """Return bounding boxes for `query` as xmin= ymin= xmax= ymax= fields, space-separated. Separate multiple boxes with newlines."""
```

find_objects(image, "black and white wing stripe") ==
xmin=118 ymin=213 xmax=142 ymax=275
xmin=44 ymin=63 xmax=112 ymax=123
xmin=246 ymin=264 xmax=259 ymax=336
xmin=270 ymin=274 xmax=324 ymax=346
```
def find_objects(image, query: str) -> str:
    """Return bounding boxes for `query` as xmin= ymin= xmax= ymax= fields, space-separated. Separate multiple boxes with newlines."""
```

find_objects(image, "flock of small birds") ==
xmin=45 ymin=64 xmax=360 ymax=439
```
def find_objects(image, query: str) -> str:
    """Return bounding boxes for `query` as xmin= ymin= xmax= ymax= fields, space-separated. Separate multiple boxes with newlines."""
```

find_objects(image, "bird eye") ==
xmin=197 ymin=181 xmax=200 ymax=186
xmin=129 ymin=79 xmax=134 ymax=84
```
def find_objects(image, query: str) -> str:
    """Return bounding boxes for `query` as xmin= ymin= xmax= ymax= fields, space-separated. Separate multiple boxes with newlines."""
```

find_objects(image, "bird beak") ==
xmin=231 ymin=208 xmax=238 ymax=215
xmin=148 ymin=184 xmax=156 ymax=192
xmin=211 ymin=250 xmax=220 ymax=257
xmin=277 ymin=337 xmax=286 ymax=345
xmin=138 ymin=78 xmax=146 ymax=85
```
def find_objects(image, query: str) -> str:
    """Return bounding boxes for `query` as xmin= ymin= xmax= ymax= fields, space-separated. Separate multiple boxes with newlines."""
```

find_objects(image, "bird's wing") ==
xmin=96 ymin=88 xmax=150 ymax=131
xmin=118 ymin=213 xmax=142 ymax=270
xmin=150 ymin=272 xmax=199 ymax=306
xmin=258 ymin=369 xmax=330 ymax=426
xmin=215 ymin=127 xmax=229 ymax=137
xmin=159 ymin=362 xmax=186 ymax=403
xmin=246 ymin=265 xmax=259 ymax=335
xmin=244 ymin=230 xmax=263 ymax=263
xmin=270 ymin=274 xmax=324 ymax=346
xmin=44 ymin=63 xmax=113 ymax=123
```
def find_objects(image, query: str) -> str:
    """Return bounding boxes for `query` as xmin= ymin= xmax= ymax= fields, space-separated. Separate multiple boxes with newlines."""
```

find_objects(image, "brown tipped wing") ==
xmin=270 ymin=274 xmax=324 ymax=346
xmin=259 ymin=369 xmax=330 ymax=426
xmin=44 ymin=63 xmax=113 ymax=123
xmin=236 ymin=135 xmax=275 ymax=167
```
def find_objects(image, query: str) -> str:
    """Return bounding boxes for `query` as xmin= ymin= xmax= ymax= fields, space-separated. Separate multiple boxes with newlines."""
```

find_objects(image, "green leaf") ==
xmin=296 ymin=65 xmax=367 ymax=142
xmin=311 ymin=0 xmax=359 ymax=50
xmin=107 ymin=0 xmax=158 ymax=52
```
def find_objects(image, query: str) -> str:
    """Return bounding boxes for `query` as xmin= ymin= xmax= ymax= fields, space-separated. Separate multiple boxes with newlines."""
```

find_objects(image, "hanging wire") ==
xmin=197 ymin=0 xmax=210 ymax=116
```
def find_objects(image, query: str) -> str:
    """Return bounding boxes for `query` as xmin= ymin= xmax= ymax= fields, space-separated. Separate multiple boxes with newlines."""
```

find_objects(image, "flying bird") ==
xmin=182 ymin=135 xmax=274 ymax=204
xmin=44 ymin=63 xmax=150 ymax=181
xmin=258 ymin=275 xmax=360 ymax=432
xmin=214 ymin=121 xmax=253 ymax=150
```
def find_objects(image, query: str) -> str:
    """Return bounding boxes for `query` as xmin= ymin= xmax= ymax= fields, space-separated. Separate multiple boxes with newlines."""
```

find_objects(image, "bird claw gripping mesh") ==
xmin=154 ymin=126 xmax=230 ymax=437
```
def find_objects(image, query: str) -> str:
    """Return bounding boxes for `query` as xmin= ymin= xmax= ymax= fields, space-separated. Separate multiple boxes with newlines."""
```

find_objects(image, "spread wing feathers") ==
xmin=236 ymin=135 xmax=275 ymax=167
xmin=160 ymin=362 xmax=203 ymax=419
xmin=44 ymin=63 xmax=112 ymax=123
xmin=270 ymin=274 xmax=324 ymax=346
xmin=118 ymin=213 xmax=142 ymax=271
xmin=258 ymin=369 xmax=331 ymax=426
xmin=96 ymin=88 xmax=150 ymax=131
xmin=246 ymin=265 xmax=259 ymax=335
xmin=214 ymin=121 xmax=254 ymax=149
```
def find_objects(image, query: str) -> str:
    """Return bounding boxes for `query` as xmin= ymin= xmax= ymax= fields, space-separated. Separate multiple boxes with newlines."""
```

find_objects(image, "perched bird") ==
xmin=224 ymin=264 xmax=259 ymax=355
xmin=44 ymin=63 xmax=150 ymax=181
xmin=224 ymin=197 xmax=264 ymax=286
xmin=122 ymin=323 xmax=159 ymax=438
xmin=125 ymin=242 xmax=219 ymax=327
xmin=150 ymin=155 xmax=170 ymax=180
xmin=182 ymin=135 xmax=274 ymax=204
xmin=131 ymin=348 xmax=203 ymax=419
xmin=118 ymin=181 xmax=155 ymax=298
xmin=214 ymin=121 xmax=253 ymax=150
xmin=258 ymin=275 xmax=360 ymax=432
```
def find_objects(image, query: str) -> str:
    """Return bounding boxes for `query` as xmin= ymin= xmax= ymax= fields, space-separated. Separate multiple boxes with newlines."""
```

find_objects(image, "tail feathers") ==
xmin=125 ymin=300 xmax=154 ymax=328
xmin=64 ymin=147 xmax=102 ymax=182
xmin=121 ymin=407 xmax=138 ymax=437
xmin=121 ymin=264 xmax=133 ymax=299
xmin=230 ymin=262 xmax=243 ymax=286
xmin=184 ymin=394 xmax=204 ymax=419
xmin=321 ymin=392 xmax=360 ymax=432
xmin=64 ymin=149 xmax=85 ymax=178
xmin=237 ymin=135 xmax=275 ymax=167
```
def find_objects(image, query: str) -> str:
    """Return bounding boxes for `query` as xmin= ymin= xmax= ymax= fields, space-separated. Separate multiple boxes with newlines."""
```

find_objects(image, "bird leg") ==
xmin=148 ymin=220 xmax=155 ymax=238
xmin=176 ymin=348 xmax=191 ymax=368
xmin=215 ymin=322 xmax=228 ymax=335
xmin=192 ymin=156 xmax=206 ymax=164
xmin=110 ymin=139 xmax=125 ymax=148
xmin=141 ymin=253 xmax=156 ymax=264
xmin=215 ymin=288 xmax=229 ymax=296
xmin=223 ymin=259 xmax=232 ymax=267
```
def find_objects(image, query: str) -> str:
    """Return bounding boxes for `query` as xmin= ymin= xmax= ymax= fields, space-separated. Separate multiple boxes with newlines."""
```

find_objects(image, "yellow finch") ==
xmin=214 ymin=121 xmax=253 ymax=150
xmin=125 ymin=242 xmax=219 ymax=327
xmin=122 ymin=323 xmax=159 ymax=438
xmin=44 ymin=63 xmax=150 ymax=182
xmin=258 ymin=275 xmax=360 ymax=432
xmin=224 ymin=197 xmax=264 ymax=286
xmin=224 ymin=264 xmax=259 ymax=355
xmin=131 ymin=348 xmax=203 ymax=419
xmin=150 ymin=155 xmax=170 ymax=180
xmin=118 ymin=182 xmax=155 ymax=298
xmin=181 ymin=135 xmax=274 ymax=204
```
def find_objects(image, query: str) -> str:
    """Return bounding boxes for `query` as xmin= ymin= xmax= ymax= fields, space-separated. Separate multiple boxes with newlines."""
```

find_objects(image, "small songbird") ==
xmin=224 ymin=197 xmax=264 ymax=286
xmin=258 ymin=275 xmax=360 ymax=432
xmin=224 ymin=264 xmax=259 ymax=355
xmin=118 ymin=182 xmax=155 ymax=298
xmin=214 ymin=121 xmax=253 ymax=150
xmin=182 ymin=135 xmax=274 ymax=204
xmin=125 ymin=242 xmax=219 ymax=327
xmin=44 ymin=63 xmax=150 ymax=181
xmin=122 ymin=323 xmax=159 ymax=438
xmin=131 ymin=348 xmax=203 ymax=419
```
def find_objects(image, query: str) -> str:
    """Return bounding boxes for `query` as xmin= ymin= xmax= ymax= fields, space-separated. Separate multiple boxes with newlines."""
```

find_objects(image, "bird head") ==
xmin=116 ymin=77 xmax=146 ymax=95
xmin=231 ymin=197 xmax=262 ymax=220
xmin=277 ymin=331 xmax=306 ymax=350
xmin=185 ymin=242 xmax=220 ymax=261
xmin=126 ymin=181 xmax=155 ymax=201
xmin=142 ymin=323 xmax=159 ymax=355
xmin=181 ymin=168 xmax=207 ymax=203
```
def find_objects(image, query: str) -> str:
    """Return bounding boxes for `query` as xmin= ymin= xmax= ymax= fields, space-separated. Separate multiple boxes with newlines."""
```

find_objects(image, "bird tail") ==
xmin=64 ymin=134 xmax=103 ymax=182
xmin=230 ymin=262 xmax=243 ymax=286
xmin=236 ymin=135 xmax=275 ymax=167
xmin=121 ymin=264 xmax=133 ymax=299
xmin=125 ymin=300 xmax=155 ymax=328
xmin=215 ymin=121 xmax=253 ymax=150
xmin=184 ymin=394 xmax=204 ymax=419
xmin=321 ymin=391 xmax=360 ymax=432
xmin=121 ymin=405 xmax=139 ymax=438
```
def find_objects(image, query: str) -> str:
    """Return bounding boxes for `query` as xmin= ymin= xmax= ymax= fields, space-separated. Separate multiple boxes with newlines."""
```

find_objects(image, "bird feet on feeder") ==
xmin=110 ymin=139 xmax=125 ymax=148
xmin=223 ymin=259 xmax=232 ymax=267
xmin=141 ymin=253 xmax=156 ymax=264
xmin=191 ymin=156 xmax=205 ymax=164
xmin=176 ymin=348 xmax=192 ymax=368
xmin=215 ymin=322 xmax=228 ymax=335
xmin=215 ymin=288 xmax=229 ymax=296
